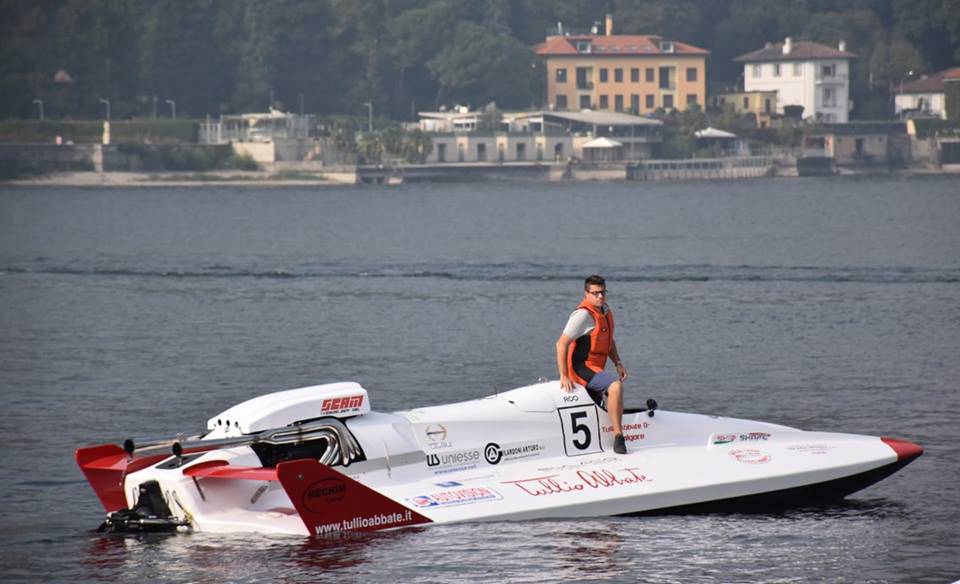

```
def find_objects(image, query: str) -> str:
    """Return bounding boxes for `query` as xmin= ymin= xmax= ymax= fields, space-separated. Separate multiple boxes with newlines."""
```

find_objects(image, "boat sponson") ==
xmin=276 ymin=458 xmax=433 ymax=536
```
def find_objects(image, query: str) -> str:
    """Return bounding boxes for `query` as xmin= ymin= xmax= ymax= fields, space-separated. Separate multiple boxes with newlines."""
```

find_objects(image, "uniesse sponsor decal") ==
xmin=321 ymin=395 xmax=365 ymax=414
xmin=407 ymin=486 xmax=502 ymax=508
xmin=426 ymin=448 xmax=481 ymax=473
xmin=314 ymin=510 xmax=415 ymax=535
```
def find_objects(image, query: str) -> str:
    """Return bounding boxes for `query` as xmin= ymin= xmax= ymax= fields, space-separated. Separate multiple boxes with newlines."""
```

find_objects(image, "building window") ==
xmin=646 ymin=94 xmax=655 ymax=109
xmin=556 ymin=95 xmax=567 ymax=110
xmin=457 ymin=143 xmax=464 ymax=162
xmin=576 ymin=41 xmax=590 ymax=53
xmin=646 ymin=67 xmax=654 ymax=82
xmin=686 ymin=94 xmax=697 ymax=107
xmin=599 ymin=95 xmax=609 ymax=109
xmin=575 ymin=67 xmax=592 ymax=89
xmin=631 ymin=94 xmax=640 ymax=112
xmin=743 ymin=97 xmax=749 ymax=109
xmin=599 ymin=68 xmax=608 ymax=83
xmin=686 ymin=67 xmax=697 ymax=82
xmin=663 ymin=94 xmax=674 ymax=109
xmin=477 ymin=143 xmax=486 ymax=161
xmin=537 ymin=143 xmax=544 ymax=161
xmin=580 ymin=95 xmax=591 ymax=109
xmin=615 ymin=95 xmax=624 ymax=112
xmin=752 ymin=64 xmax=761 ymax=78
xmin=555 ymin=68 xmax=567 ymax=83
xmin=793 ymin=63 xmax=801 ymax=76
xmin=437 ymin=143 xmax=446 ymax=162
xmin=773 ymin=63 xmax=781 ymax=77
xmin=631 ymin=68 xmax=639 ymax=82
xmin=823 ymin=87 xmax=836 ymax=107
xmin=822 ymin=63 xmax=836 ymax=77
xmin=614 ymin=68 xmax=623 ymax=82
xmin=516 ymin=143 xmax=525 ymax=161
xmin=658 ymin=66 xmax=674 ymax=89
xmin=764 ymin=98 xmax=771 ymax=113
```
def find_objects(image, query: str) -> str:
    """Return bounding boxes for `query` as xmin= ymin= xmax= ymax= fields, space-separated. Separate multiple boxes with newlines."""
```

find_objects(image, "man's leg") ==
xmin=607 ymin=380 xmax=624 ymax=437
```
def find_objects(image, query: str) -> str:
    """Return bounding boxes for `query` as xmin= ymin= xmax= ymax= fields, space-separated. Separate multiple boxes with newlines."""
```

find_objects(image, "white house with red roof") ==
xmin=894 ymin=67 xmax=960 ymax=119
xmin=735 ymin=38 xmax=856 ymax=123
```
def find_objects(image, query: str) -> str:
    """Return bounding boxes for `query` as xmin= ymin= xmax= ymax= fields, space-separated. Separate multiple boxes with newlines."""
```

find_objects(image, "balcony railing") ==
xmin=576 ymin=82 xmax=594 ymax=90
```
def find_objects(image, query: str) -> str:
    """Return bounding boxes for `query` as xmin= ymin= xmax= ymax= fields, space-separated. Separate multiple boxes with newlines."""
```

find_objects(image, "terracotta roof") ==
xmin=535 ymin=35 xmax=708 ymax=57
xmin=734 ymin=41 xmax=856 ymax=62
xmin=899 ymin=67 xmax=960 ymax=93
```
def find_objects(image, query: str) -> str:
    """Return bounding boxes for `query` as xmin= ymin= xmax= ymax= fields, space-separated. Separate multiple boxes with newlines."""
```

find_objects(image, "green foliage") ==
xmin=2 ymin=0 xmax=959 ymax=121
xmin=946 ymin=81 xmax=960 ymax=122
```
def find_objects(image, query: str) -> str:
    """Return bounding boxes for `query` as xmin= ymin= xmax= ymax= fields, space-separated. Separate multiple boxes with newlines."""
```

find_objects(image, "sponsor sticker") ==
xmin=435 ymin=481 xmax=462 ymax=488
xmin=302 ymin=478 xmax=347 ymax=513
xmin=503 ymin=467 xmax=651 ymax=497
xmin=786 ymin=444 xmax=834 ymax=455
xmin=738 ymin=432 xmax=771 ymax=442
xmin=425 ymin=448 xmax=481 ymax=474
xmin=713 ymin=434 xmax=736 ymax=445
xmin=424 ymin=424 xmax=453 ymax=451
xmin=483 ymin=441 xmax=546 ymax=465
xmin=321 ymin=395 xmax=365 ymax=414
xmin=314 ymin=510 xmax=415 ymax=535
xmin=729 ymin=449 xmax=772 ymax=464
xmin=407 ymin=487 xmax=502 ymax=508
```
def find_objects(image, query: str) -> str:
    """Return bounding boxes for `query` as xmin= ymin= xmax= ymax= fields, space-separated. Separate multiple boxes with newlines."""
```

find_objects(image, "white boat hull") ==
xmin=77 ymin=381 xmax=922 ymax=536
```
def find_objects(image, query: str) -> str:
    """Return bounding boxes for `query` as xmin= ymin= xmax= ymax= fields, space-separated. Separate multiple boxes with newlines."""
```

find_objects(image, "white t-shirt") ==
xmin=562 ymin=305 xmax=609 ymax=339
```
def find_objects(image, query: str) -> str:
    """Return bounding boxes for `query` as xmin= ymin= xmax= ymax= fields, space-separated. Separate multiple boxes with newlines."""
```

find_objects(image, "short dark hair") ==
xmin=584 ymin=275 xmax=606 ymax=290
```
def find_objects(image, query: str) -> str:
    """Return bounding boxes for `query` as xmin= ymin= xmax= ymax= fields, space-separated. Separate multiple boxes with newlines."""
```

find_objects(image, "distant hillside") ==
xmin=2 ymin=0 xmax=957 ymax=121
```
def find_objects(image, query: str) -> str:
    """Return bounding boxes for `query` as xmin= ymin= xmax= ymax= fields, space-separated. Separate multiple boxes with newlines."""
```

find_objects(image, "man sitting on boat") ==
xmin=555 ymin=275 xmax=629 ymax=454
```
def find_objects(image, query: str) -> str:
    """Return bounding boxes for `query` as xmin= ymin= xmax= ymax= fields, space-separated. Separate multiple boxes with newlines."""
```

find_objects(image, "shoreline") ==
xmin=2 ymin=165 xmax=956 ymax=187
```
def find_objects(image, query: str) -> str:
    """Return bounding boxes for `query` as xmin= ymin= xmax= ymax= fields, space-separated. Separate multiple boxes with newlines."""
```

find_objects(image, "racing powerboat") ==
xmin=76 ymin=381 xmax=922 ymax=536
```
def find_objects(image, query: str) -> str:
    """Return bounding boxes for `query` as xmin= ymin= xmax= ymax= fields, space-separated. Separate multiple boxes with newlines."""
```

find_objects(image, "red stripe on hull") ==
xmin=881 ymin=437 xmax=924 ymax=462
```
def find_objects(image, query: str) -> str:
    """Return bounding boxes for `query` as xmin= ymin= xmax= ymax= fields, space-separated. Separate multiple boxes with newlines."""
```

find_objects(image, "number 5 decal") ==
xmin=558 ymin=405 xmax=603 ymax=456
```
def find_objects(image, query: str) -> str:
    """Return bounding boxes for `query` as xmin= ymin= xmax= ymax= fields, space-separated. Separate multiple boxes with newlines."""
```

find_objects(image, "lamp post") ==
xmin=363 ymin=101 xmax=373 ymax=133
xmin=99 ymin=98 xmax=110 ymax=120
xmin=32 ymin=99 xmax=44 ymax=120
xmin=897 ymin=70 xmax=914 ymax=118
xmin=165 ymin=99 xmax=176 ymax=120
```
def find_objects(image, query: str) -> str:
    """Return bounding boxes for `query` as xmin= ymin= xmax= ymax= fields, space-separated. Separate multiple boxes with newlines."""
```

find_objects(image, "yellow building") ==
xmin=534 ymin=15 xmax=708 ymax=115
xmin=709 ymin=90 xmax=779 ymax=127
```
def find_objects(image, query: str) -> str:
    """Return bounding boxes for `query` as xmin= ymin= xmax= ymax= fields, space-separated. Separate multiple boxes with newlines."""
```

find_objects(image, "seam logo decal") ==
xmin=321 ymin=395 xmax=365 ymax=414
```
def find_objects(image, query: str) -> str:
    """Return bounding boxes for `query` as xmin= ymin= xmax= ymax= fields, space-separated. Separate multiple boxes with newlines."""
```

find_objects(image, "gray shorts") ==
xmin=586 ymin=371 xmax=618 ymax=408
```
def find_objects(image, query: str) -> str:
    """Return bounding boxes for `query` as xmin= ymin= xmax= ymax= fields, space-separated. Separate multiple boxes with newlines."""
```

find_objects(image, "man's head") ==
xmin=583 ymin=274 xmax=607 ymax=308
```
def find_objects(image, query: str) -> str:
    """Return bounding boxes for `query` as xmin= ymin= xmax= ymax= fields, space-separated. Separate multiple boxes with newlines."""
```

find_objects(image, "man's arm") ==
xmin=609 ymin=339 xmax=628 ymax=381
xmin=555 ymin=334 xmax=575 ymax=392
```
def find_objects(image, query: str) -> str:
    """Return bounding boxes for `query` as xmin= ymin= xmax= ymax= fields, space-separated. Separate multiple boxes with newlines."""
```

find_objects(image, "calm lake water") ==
xmin=1 ymin=176 xmax=958 ymax=583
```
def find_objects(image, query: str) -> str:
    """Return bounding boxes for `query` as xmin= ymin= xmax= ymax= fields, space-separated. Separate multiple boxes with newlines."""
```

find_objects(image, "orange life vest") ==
xmin=567 ymin=300 xmax=614 ymax=386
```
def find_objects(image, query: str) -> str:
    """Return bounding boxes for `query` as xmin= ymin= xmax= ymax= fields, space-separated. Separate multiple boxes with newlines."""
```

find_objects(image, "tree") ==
xmin=427 ymin=21 xmax=536 ymax=108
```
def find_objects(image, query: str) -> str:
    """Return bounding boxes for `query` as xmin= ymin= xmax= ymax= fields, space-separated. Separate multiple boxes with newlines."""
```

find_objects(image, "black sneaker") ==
xmin=613 ymin=434 xmax=627 ymax=454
